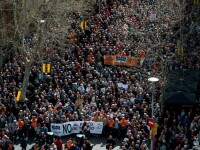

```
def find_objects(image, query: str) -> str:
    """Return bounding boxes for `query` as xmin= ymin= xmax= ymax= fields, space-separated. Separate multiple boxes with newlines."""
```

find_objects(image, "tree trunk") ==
xmin=20 ymin=61 xmax=32 ymax=101
xmin=20 ymin=24 xmax=43 ymax=101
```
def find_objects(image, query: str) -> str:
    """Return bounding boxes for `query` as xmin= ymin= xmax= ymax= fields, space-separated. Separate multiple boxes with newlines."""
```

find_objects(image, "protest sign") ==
xmin=51 ymin=121 xmax=103 ymax=136
xmin=104 ymin=55 xmax=140 ymax=67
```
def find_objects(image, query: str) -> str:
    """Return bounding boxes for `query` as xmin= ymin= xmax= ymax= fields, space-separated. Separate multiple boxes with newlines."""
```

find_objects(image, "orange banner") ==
xmin=104 ymin=55 xmax=140 ymax=67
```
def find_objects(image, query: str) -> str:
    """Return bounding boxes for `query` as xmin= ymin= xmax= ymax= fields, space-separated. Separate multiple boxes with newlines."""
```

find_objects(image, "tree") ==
xmin=117 ymin=0 xmax=184 ymax=79
xmin=0 ymin=0 xmax=94 ymax=101
xmin=0 ymin=0 xmax=16 ymax=68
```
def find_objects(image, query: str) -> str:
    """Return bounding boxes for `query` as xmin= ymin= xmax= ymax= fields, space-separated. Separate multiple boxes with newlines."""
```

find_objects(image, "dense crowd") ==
xmin=0 ymin=0 xmax=200 ymax=150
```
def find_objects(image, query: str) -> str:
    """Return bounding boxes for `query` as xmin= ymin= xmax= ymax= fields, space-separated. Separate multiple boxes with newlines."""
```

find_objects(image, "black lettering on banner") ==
xmin=63 ymin=124 xmax=71 ymax=134
xmin=89 ymin=127 xmax=94 ymax=130
xmin=88 ymin=122 xmax=93 ymax=126
xmin=116 ymin=56 xmax=127 ymax=62
xmin=52 ymin=125 xmax=60 ymax=130
xmin=97 ymin=124 xmax=101 ymax=129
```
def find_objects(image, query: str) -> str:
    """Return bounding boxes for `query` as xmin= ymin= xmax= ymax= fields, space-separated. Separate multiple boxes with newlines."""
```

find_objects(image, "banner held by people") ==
xmin=51 ymin=121 xmax=103 ymax=136
xmin=104 ymin=55 xmax=140 ymax=67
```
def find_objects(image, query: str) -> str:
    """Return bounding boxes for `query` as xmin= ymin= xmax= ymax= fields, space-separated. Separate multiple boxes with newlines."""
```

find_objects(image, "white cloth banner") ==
xmin=51 ymin=121 xmax=103 ymax=136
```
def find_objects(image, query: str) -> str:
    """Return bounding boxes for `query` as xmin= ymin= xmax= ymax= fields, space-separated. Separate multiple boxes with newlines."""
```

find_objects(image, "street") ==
xmin=14 ymin=135 xmax=121 ymax=150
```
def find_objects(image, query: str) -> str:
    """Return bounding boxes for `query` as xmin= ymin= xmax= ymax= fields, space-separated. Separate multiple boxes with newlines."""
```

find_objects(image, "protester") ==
xmin=0 ymin=0 xmax=199 ymax=149
xmin=20 ymin=134 xmax=27 ymax=150
xmin=31 ymin=141 xmax=39 ymax=150
xmin=106 ymin=135 xmax=116 ymax=150
xmin=55 ymin=136 xmax=63 ymax=150
xmin=83 ymin=138 xmax=93 ymax=150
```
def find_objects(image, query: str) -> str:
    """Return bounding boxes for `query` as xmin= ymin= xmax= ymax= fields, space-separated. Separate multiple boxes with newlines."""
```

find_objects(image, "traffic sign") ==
xmin=148 ymin=118 xmax=154 ymax=128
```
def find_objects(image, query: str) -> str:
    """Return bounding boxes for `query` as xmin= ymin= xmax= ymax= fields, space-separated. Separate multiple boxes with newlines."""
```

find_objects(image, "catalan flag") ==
xmin=16 ymin=90 xmax=21 ymax=102
xmin=193 ymin=0 xmax=199 ymax=5
xmin=42 ymin=64 xmax=46 ymax=73
xmin=80 ymin=20 xmax=86 ymax=30
xmin=178 ymin=47 xmax=181 ymax=56
xmin=177 ymin=47 xmax=184 ymax=57
xmin=181 ymin=47 xmax=184 ymax=56
xmin=47 ymin=64 xmax=51 ymax=73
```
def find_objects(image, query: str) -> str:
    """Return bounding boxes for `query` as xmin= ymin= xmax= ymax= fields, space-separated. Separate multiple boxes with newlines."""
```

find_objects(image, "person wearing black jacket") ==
xmin=38 ymin=132 xmax=46 ymax=147
xmin=20 ymin=134 xmax=27 ymax=150
xmin=83 ymin=139 xmax=93 ymax=150
xmin=106 ymin=135 xmax=116 ymax=150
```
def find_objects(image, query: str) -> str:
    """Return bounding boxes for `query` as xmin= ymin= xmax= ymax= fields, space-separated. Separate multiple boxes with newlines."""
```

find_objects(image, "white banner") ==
xmin=51 ymin=121 xmax=103 ymax=136
xmin=90 ymin=122 xmax=103 ymax=134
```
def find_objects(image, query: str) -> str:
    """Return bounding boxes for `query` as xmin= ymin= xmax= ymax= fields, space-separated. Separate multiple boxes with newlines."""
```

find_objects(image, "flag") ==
xmin=149 ymin=130 xmax=153 ymax=139
xmin=16 ymin=90 xmax=21 ymax=102
xmin=80 ymin=20 xmax=86 ymax=30
xmin=177 ymin=40 xmax=181 ymax=56
xmin=178 ymin=47 xmax=181 ymax=56
xmin=42 ymin=64 xmax=46 ymax=73
xmin=153 ymin=123 xmax=158 ymax=135
xmin=181 ymin=47 xmax=184 ymax=56
xmin=47 ymin=64 xmax=51 ymax=73
xmin=193 ymin=0 xmax=199 ymax=5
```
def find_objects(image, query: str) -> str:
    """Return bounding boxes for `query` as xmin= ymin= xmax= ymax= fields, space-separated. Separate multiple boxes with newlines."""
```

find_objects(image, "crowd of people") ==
xmin=0 ymin=0 xmax=200 ymax=150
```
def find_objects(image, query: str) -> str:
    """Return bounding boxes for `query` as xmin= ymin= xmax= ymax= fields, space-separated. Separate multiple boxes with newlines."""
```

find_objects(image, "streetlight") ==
xmin=148 ymin=77 xmax=159 ymax=150
xmin=40 ymin=20 xmax=45 ymax=23
xmin=148 ymin=77 xmax=159 ymax=82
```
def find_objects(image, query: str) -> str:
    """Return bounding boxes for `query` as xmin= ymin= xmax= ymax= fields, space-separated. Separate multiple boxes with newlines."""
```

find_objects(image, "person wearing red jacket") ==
xmin=55 ymin=136 xmax=63 ymax=150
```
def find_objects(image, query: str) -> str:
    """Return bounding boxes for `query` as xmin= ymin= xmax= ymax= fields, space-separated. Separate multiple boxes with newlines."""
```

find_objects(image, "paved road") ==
xmin=14 ymin=135 xmax=121 ymax=150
